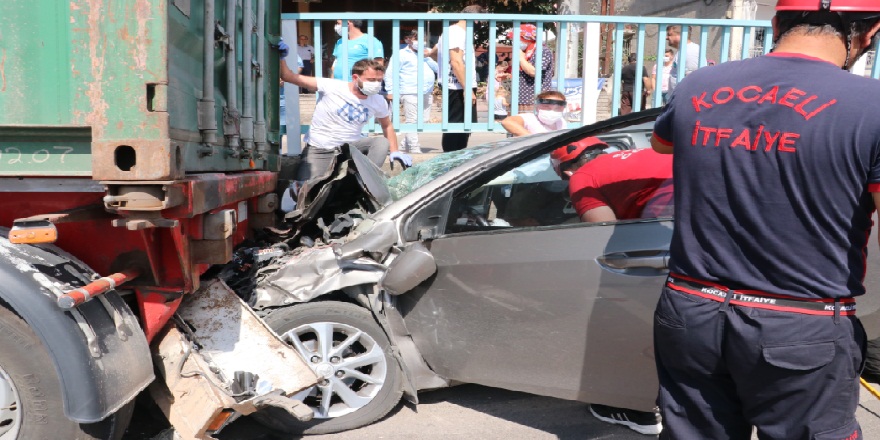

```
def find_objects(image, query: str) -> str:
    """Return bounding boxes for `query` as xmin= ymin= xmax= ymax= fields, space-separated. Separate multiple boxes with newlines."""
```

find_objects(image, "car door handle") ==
xmin=598 ymin=252 xmax=669 ymax=270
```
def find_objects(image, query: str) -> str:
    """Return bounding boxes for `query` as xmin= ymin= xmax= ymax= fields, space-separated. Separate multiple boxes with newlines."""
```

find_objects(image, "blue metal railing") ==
xmin=282 ymin=12 xmax=880 ymax=143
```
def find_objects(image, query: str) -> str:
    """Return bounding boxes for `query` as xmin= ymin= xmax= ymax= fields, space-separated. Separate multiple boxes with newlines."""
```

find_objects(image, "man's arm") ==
xmin=519 ymin=51 xmax=536 ymax=77
xmin=384 ymin=55 xmax=396 ymax=96
xmin=651 ymin=134 xmax=673 ymax=154
xmin=449 ymin=47 xmax=467 ymax=87
xmin=501 ymin=115 xmax=530 ymax=137
xmin=377 ymin=115 xmax=400 ymax=153
xmin=580 ymin=206 xmax=617 ymax=223
xmin=280 ymin=60 xmax=318 ymax=90
xmin=425 ymin=44 xmax=439 ymax=61
xmin=873 ymin=193 xmax=880 ymax=221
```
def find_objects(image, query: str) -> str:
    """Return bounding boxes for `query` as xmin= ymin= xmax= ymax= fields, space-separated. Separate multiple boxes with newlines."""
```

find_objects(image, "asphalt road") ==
xmin=128 ymin=378 xmax=880 ymax=440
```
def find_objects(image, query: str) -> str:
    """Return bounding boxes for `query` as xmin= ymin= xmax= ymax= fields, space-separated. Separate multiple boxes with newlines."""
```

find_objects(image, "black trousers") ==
xmin=301 ymin=59 xmax=314 ymax=77
xmin=654 ymin=285 xmax=866 ymax=439
xmin=442 ymin=89 xmax=478 ymax=152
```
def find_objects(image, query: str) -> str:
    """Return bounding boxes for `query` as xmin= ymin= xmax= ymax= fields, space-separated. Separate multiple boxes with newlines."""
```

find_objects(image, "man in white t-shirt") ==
xmin=666 ymin=25 xmax=701 ymax=91
xmin=428 ymin=5 xmax=485 ymax=152
xmin=297 ymin=35 xmax=315 ymax=76
xmin=280 ymin=57 xmax=411 ymax=183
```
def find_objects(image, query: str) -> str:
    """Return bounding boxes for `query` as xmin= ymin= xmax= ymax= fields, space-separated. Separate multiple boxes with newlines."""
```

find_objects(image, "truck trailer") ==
xmin=0 ymin=1 xmax=318 ymax=438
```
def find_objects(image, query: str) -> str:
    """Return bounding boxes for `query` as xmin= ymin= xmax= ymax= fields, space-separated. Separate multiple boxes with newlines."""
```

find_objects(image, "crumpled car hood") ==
xmin=250 ymin=245 xmax=386 ymax=310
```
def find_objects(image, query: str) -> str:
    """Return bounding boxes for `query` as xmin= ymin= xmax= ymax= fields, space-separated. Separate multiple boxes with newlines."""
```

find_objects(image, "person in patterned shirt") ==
xmin=508 ymin=24 xmax=555 ymax=113
xmin=280 ymin=58 xmax=411 ymax=184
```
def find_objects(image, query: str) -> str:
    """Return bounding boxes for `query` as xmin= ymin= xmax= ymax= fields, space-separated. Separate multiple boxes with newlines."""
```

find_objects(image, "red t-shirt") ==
xmin=569 ymin=149 xmax=674 ymax=219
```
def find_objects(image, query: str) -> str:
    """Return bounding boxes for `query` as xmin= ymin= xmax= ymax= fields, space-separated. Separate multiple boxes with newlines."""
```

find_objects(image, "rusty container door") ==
xmin=0 ymin=0 xmax=281 ymax=180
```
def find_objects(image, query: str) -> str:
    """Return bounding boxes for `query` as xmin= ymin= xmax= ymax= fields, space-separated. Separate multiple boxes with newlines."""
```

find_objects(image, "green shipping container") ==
xmin=0 ymin=0 xmax=282 ymax=180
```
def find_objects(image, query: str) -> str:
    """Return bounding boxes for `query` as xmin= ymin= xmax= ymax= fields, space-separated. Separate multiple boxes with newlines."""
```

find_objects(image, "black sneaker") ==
xmin=589 ymin=404 xmax=662 ymax=435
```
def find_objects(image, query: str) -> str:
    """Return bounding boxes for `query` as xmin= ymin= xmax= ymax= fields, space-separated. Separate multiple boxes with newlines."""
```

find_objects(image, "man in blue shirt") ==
xmin=650 ymin=1 xmax=880 ymax=438
xmin=332 ymin=19 xmax=385 ymax=81
xmin=385 ymin=30 xmax=439 ymax=154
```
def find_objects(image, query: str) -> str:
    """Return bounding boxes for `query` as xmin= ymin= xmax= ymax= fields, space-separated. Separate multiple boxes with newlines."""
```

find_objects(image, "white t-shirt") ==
xmin=305 ymin=78 xmax=390 ymax=150
xmin=684 ymin=41 xmax=700 ymax=74
xmin=437 ymin=24 xmax=477 ymax=91
xmin=297 ymin=44 xmax=314 ymax=61
xmin=520 ymin=113 xmax=565 ymax=134
xmin=655 ymin=63 xmax=674 ymax=93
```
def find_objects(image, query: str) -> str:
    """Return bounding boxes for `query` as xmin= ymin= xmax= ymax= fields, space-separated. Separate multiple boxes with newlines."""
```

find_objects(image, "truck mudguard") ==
xmin=0 ymin=236 xmax=154 ymax=423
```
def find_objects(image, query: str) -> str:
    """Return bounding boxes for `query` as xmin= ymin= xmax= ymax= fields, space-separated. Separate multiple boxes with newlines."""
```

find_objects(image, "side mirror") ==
xmin=379 ymin=243 xmax=437 ymax=296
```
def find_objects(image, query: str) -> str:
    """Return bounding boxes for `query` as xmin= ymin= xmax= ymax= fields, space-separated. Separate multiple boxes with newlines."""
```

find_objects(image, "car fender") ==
xmin=342 ymin=284 xmax=449 ymax=405
xmin=0 ymin=237 xmax=153 ymax=423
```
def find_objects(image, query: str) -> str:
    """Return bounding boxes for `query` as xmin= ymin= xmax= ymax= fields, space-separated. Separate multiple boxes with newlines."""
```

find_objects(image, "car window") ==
xmin=387 ymin=145 xmax=503 ymax=201
xmin=443 ymin=145 xmax=673 ymax=235
xmin=445 ymin=153 xmax=577 ymax=234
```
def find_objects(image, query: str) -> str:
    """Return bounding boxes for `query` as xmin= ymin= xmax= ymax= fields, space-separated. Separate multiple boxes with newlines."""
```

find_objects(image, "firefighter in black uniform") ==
xmin=650 ymin=0 xmax=880 ymax=438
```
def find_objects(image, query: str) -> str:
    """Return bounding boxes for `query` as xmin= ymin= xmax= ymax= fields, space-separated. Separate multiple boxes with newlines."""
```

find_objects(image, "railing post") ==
xmin=464 ymin=19 xmax=474 ymax=132
xmin=653 ymin=24 xmax=667 ymax=109
xmin=633 ymin=23 xmax=646 ymax=112
xmin=611 ymin=23 xmax=624 ymax=117
xmin=487 ymin=20 xmax=498 ymax=131
xmin=340 ymin=20 xmax=349 ymax=81
xmin=391 ymin=20 xmax=401 ymax=130
xmin=720 ymin=26 xmax=732 ymax=64
xmin=281 ymin=19 xmax=302 ymax=155
xmin=581 ymin=22 xmax=601 ymax=125
xmin=441 ymin=20 xmax=450 ymax=133
xmin=417 ymin=20 xmax=427 ymax=134
xmin=534 ymin=21 xmax=544 ymax=108
xmin=510 ymin=21 xmax=521 ymax=115
xmin=698 ymin=26 xmax=709 ymax=68
xmin=676 ymin=25 xmax=688 ymax=84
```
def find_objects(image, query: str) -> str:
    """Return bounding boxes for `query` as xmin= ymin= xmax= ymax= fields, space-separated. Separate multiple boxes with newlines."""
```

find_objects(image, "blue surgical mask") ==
xmin=520 ymin=42 xmax=529 ymax=52
xmin=410 ymin=40 xmax=420 ymax=51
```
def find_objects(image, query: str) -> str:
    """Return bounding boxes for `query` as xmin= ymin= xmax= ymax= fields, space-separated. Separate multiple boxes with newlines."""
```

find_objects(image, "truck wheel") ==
xmin=0 ymin=306 xmax=132 ymax=440
xmin=255 ymin=301 xmax=404 ymax=434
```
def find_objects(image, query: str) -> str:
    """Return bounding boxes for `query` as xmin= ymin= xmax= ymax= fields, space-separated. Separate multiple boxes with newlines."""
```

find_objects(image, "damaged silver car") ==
xmin=216 ymin=111 xmax=672 ymax=434
xmin=225 ymin=110 xmax=880 ymax=435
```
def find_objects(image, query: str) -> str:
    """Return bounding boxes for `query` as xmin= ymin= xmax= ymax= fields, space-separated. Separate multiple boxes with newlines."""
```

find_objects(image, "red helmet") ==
xmin=774 ymin=0 xmax=880 ymax=69
xmin=550 ymin=136 xmax=607 ymax=179
xmin=776 ymin=0 xmax=880 ymax=12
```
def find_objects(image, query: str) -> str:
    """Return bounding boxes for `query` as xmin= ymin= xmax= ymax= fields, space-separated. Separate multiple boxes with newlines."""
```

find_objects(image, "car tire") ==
xmin=0 ymin=305 xmax=133 ymax=440
xmin=255 ymin=301 xmax=404 ymax=435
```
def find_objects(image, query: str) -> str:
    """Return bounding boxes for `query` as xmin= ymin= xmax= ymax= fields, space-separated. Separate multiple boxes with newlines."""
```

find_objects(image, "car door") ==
xmin=395 ymin=150 xmax=672 ymax=413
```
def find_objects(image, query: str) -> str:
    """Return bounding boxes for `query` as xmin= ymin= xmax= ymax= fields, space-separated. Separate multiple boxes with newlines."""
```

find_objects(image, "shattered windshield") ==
xmin=386 ymin=142 xmax=504 ymax=200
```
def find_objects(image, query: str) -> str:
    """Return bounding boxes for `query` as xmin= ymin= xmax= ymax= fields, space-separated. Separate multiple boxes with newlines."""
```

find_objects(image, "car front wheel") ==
xmin=256 ymin=301 xmax=404 ymax=434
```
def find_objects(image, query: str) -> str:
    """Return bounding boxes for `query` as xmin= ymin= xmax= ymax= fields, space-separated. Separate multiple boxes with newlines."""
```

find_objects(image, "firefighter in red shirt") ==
xmin=551 ymin=138 xmax=674 ymax=223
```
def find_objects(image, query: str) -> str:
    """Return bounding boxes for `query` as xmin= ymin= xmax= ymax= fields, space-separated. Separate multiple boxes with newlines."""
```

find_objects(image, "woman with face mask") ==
xmin=501 ymin=90 xmax=567 ymax=137
xmin=507 ymin=24 xmax=555 ymax=113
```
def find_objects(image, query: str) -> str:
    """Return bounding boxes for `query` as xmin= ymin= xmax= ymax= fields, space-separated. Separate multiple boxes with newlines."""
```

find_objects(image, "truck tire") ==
xmin=0 ymin=305 xmax=132 ymax=440
xmin=255 ymin=301 xmax=404 ymax=434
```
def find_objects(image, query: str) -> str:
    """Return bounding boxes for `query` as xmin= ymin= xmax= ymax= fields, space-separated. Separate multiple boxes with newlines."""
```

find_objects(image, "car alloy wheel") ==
xmin=284 ymin=320 xmax=388 ymax=418
xmin=256 ymin=301 xmax=404 ymax=434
